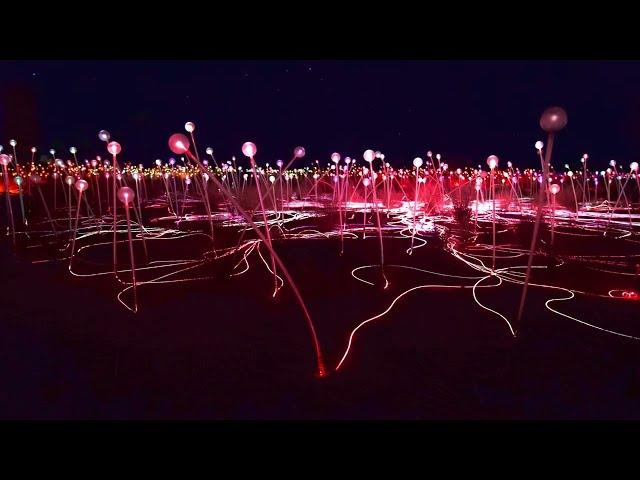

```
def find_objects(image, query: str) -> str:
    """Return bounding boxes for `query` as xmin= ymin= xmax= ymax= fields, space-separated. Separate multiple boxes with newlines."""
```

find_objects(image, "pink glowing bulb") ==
xmin=107 ymin=141 xmax=121 ymax=155
xmin=427 ymin=151 xmax=433 ymax=158
xmin=630 ymin=162 xmax=639 ymax=172
xmin=91 ymin=159 xmax=98 ymax=167
xmin=242 ymin=142 xmax=257 ymax=157
xmin=363 ymin=150 xmax=375 ymax=162
xmin=294 ymin=146 xmax=306 ymax=158
xmin=276 ymin=159 xmax=284 ymax=168
xmin=185 ymin=176 xmax=191 ymax=185
xmin=75 ymin=179 xmax=88 ymax=192
xmin=413 ymin=157 xmax=423 ymax=168
xmin=540 ymin=106 xmax=568 ymax=132
xmin=0 ymin=154 xmax=10 ymax=166
xmin=31 ymin=147 xmax=36 ymax=153
xmin=363 ymin=177 xmax=371 ymax=187
xmin=117 ymin=186 xmax=135 ymax=204
xmin=550 ymin=184 xmax=560 ymax=195
xmin=610 ymin=160 xmax=617 ymax=167
xmin=486 ymin=155 xmax=499 ymax=169
xmin=345 ymin=158 xmax=351 ymax=165
xmin=168 ymin=134 xmax=190 ymax=155
xmin=331 ymin=152 xmax=341 ymax=163
xmin=184 ymin=122 xmax=195 ymax=133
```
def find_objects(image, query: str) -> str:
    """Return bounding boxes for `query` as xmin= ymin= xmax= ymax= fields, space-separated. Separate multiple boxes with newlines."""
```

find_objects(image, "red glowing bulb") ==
xmin=117 ymin=186 xmax=135 ymax=204
xmin=168 ymin=134 xmax=190 ymax=155
xmin=107 ymin=141 xmax=121 ymax=155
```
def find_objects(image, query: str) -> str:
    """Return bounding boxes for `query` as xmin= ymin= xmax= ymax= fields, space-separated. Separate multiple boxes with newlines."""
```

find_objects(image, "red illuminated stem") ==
xmin=185 ymin=150 xmax=326 ymax=377
xmin=2 ymin=163 xmax=16 ymax=246
xmin=68 ymin=188 xmax=84 ymax=270
xmin=517 ymin=132 xmax=554 ymax=330
xmin=124 ymin=202 xmax=138 ymax=313
xmin=112 ymin=154 xmax=119 ymax=279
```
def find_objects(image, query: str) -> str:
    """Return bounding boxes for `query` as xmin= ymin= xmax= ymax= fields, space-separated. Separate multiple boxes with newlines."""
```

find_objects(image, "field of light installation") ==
xmin=2 ymin=106 xmax=640 ymax=419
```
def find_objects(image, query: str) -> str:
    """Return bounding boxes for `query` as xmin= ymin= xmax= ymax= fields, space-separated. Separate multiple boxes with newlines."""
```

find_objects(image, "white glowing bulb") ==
xmin=413 ymin=157 xmax=423 ymax=168
xmin=69 ymin=146 xmax=77 ymax=154
xmin=363 ymin=149 xmax=375 ymax=162
xmin=486 ymin=155 xmax=499 ymax=169
xmin=535 ymin=141 xmax=544 ymax=150
xmin=242 ymin=142 xmax=257 ymax=157
xmin=185 ymin=122 xmax=195 ymax=133
xmin=331 ymin=152 xmax=341 ymax=163
xmin=9 ymin=139 xmax=17 ymax=147
xmin=206 ymin=147 xmax=213 ymax=155
xmin=630 ymin=162 xmax=639 ymax=172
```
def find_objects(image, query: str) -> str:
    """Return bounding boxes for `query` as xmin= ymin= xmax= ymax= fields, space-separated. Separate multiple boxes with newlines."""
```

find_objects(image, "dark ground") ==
xmin=2 ymin=204 xmax=640 ymax=419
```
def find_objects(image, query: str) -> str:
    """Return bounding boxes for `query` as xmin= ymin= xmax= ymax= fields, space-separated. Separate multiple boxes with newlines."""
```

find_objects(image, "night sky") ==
xmin=2 ymin=60 xmax=640 ymax=169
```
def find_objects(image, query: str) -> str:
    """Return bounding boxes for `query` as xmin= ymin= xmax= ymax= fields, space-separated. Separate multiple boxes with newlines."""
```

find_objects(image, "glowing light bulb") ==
xmin=427 ymin=151 xmax=433 ymax=158
xmin=630 ymin=162 xmax=639 ymax=172
xmin=363 ymin=177 xmax=371 ymax=187
xmin=550 ymin=184 xmax=560 ymax=195
xmin=117 ymin=186 xmax=135 ymax=203
xmin=14 ymin=175 xmax=22 ymax=186
xmin=363 ymin=149 xmax=375 ymax=162
xmin=184 ymin=122 xmax=195 ymax=133
xmin=91 ymin=159 xmax=97 ymax=168
xmin=75 ymin=179 xmax=88 ymax=192
xmin=269 ymin=175 xmax=275 ymax=183
xmin=294 ymin=146 xmax=306 ymax=158
xmin=567 ymin=171 xmax=574 ymax=177
xmin=413 ymin=157 xmax=423 ymax=168
xmin=486 ymin=155 xmax=499 ymax=169
xmin=65 ymin=175 xmax=74 ymax=186
xmin=345 ymin=157 xmax=351 ymax=165
xmin=540 ymin=106 xmax=568 ymax=132
xmin=168 ymin=134 xmax=190 ymax=155
xmin=535 ymin=141 xmax=544 ymax=150
xmin=331 ymin=152 xmax=341 ymax=163
xmin=0 ymin=154 xmax=10 ymax=166
xmin=107 ymin=141 xmax=121 ymax=155
xmin=610 ymin=160 xmax=617 ymax=167
xmin=507 ymin=161 xmax=513 ymax=168
xmin=185 ymin=176 xmax=191 ymax=185
xmin=155 ymin=159 xmax=162 ymax=166
xmin=242 ymin=142 xmax=257 ymax=157
xmin=31 ymin=147 xmax=36 ymax=153
xmin=69 ymin=146 xmax=77 ymax=154
xmin=9 ymin=139 xmax=17 ymax=147
xmin=206 ymin=147 xmax=213 ymax=155
xmin=169 ymin=158 xmax=176 ymax=165
xmin=276 ymin=159 xmax=284 ymax=168
xmin=98 ymin=130 xmax=111 ymax=142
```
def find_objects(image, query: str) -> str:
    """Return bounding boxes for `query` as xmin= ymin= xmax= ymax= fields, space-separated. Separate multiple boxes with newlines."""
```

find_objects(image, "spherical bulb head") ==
xmin=294 ymin=146 xmax=306 ymax=158
xmin=9 ymin=139 xmax=17 ymax=147
xmin=49 ymin=149 xmax=56 ymax=156
xmin=413 ymin=157 xmax=423 ymax=168
xmin=69 ymin=146 xmax=77 ymax=154
xmin=610 ymin=160 xmax=617 ymax=167
xmin=155 ymin=159 xmax=162 ymax=166
xmin=436 ymin=153 xmax=441 ymax=160
xmin=567 ymin=171 xmax=574 ymax=177
xmin=486 ymin=155 xmax=499 ymax=169
xmin=0 ymin=145 xmax=3 ymax=153
xmin=169 ymin=158 xmax=176 ymax=165
xmin=98 ymin=130 xmax=111 ymax=142
xmin=117 ymin=186 xmax=135 ymax=204
xmin=107 ymin=141 xmax=121 ymax=155
xmin=75 ymin=179 xmax=88 ymax=192
xmin=206 ymin=147 xmax=213 ymax=155
xmin=0 ymin=154 xmax=10 ymax=166
xmin=276 ymin=159 xmax=284 ymax=168
xmin=242 ymin=142 xmax=257 ymax=157
xmin=550 ymin=184 xmax=560 ymax=195
xmin=631 ymin=162 xmax=639 ymax=172
xmin=269 ymin=175 xmax=275 ymax=183
xmin=184 ymin=122 xmax=195 ymax=133
xmin=185 ymin=176 xmax=191 ymax=185
xmin=427 ymin=151 xmax=433 ymax=158
xmin=363 ymin=177 xmax=371 ymax=187
xmin=363 ymin=149 xmax=375 ymax=162
xmin=30 ymin=147 xmax=36 ymax=153
xmin=507 ymin=161 xmax=513 ymax=168
xmin=168 ymin=134 xmax=190 ymax=155
xmin=65 ymin=175 xmax=74 ymax=186
xmin=331 ymin=152 xmax=341 ymax=163
xmin=90 ymin=159 xmax=97 ymax=167
xmin=540 ymin=106 xmax=568 ymax=132
xmin=14 ymin=175 xmax=23 ymax=186
xmin=345 ymin=158 xmax=351 ymax=165
xmin=535 ymin=140 xmax=544 ymax=150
